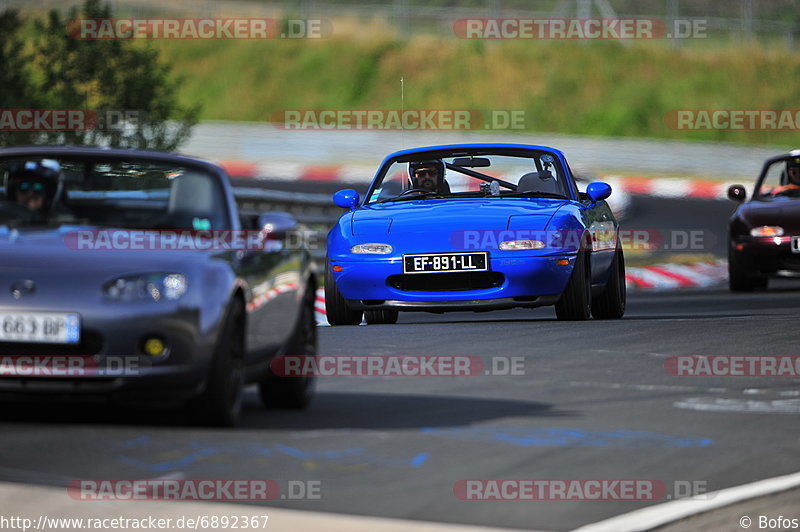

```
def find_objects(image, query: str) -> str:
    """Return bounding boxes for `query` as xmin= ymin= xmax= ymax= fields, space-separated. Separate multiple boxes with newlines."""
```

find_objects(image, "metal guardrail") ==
xmin=233 ymin=187 xmax=342 ymax=259
xmin=234 ymin=187 xmax=342 ymax=224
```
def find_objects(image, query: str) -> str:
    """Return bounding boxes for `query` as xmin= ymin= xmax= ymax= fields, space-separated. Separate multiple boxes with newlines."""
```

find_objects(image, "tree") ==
xmin=1 ymin=0 xmax=198 ymax=150
xmin=0 ymin=10 xmax=42 ymax=147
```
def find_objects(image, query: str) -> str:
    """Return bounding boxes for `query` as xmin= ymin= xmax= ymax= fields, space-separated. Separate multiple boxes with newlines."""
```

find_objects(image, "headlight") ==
xmin=351 ymin=243 xmax=393 ymax=254
xmin=750 ymin=226 xmax=784 ymax=237
xmin=499 ymin=240 xmax=546 ymax=251
xmin=103 ymin=273 xmax=188 ymax=302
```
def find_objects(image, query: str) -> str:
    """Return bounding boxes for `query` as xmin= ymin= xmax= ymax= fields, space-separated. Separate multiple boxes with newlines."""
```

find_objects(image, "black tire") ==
xmin=555 ymin=250 xmax=592 ymax=321
xmin=324 ymin=260 xmax=363 ymax=325
xmin=259 ymin=285 xmax=318 ymax=409
xmin=591 ymin=246 xmax=626 ymax=319
xmin=728 ymin=245 xmax=767 ymax=292
xmin=187 ymin=302 xmax=245 ymax=427
xmin=364 ymin=309 xmax=399 ymax=324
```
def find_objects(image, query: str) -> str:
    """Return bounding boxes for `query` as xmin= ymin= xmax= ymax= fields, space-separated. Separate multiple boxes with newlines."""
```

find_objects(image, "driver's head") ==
xmin=409 ymin=159 xmax=445 ymax=192
xmin=5 ymin=159 xmax=61 ymax=213
xmin=787 ymin=157 xmax=800 ymax=185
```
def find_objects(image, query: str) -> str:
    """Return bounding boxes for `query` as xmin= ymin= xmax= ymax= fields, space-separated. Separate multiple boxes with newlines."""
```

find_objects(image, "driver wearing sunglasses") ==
xmin=5 ymin=159 xmax=61 ymax=216
xmin=408 ymin=159 xmax=446 ymax=193
xmin=16 ymin=180 xmax=48 ymax=212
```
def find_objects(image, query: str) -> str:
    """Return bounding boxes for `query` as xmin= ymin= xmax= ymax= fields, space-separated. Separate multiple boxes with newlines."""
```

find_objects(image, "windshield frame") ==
xmin=0 ymin=150 xmax=233 ymax=230
xmin=364 ymin=147 xmax=576 ymax=206
xmin=753 ymin=152 xmax=800 ymax=201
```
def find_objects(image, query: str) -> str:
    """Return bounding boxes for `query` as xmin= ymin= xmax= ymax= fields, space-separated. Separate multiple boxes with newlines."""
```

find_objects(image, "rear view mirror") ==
xmin=452 ymin=157 xmax=491 ymax=168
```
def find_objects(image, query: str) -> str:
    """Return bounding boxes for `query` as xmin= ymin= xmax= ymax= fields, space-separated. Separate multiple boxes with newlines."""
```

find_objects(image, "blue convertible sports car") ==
xmin=325 ymin=144 xmax=626 ymax=324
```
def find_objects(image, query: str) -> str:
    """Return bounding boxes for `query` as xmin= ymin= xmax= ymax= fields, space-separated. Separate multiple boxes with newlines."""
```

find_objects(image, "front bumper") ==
xmin=330 ymin=253 xmax=575 ymax=306
xmin=0 ymin=304 xmax=216 ymax=403
xmin=732 ymin=236 xmax=800 ymax=276
xmin=349 ymin=295 xmax=561 ymax=312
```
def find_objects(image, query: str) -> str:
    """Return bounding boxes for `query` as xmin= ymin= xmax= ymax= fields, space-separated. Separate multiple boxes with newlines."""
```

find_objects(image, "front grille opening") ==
xmin=388 ymin=272 xmax=505 ymax=292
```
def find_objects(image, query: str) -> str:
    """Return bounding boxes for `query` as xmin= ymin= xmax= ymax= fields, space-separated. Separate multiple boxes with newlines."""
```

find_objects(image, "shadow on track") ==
xmin=0 ymin=391 xmax=573 ymax=429
xmin=241 ymin=391 xmax=573 ymax=430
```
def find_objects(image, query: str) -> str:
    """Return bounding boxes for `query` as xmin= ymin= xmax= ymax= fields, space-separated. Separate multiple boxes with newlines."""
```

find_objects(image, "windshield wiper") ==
xmin=373 ymin=191 xmax=444 ymax=203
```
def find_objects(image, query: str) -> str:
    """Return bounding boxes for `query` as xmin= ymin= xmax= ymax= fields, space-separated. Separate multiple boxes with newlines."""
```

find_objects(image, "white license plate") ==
xmin=792 ymin=236 xmax=800 ymax=254
xmin=0 ymin=312 xmax=81 ymax=344
xmin=403 ymin=252 xmax=489 ymax=274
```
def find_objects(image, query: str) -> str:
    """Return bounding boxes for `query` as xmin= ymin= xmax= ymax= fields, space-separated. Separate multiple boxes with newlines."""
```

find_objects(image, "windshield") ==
xmin=754 ymin=157 xmax=800 ymax=200
xmin=0 ymin=156 xmax=228 ymax=229
xmin=365 ymin=151 xmax=571 ymax=204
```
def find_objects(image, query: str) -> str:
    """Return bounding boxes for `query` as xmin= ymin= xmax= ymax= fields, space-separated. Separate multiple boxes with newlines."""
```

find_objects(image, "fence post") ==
xmin=741 ymin=0 xmax=753 ymax=42
xmin=667 ymin=0 xmax=680 ymax=49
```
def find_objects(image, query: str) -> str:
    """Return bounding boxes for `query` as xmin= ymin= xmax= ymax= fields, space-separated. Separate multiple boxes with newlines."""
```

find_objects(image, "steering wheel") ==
xmin=399 ymin=188 xmax=435 ymax=197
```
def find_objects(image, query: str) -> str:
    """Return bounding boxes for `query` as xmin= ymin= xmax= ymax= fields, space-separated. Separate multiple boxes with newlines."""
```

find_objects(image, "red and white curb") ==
xmin=246 ymin=282 xmax=299 ymax=313
xmin=626 ymin=259 xmax=727 ymax=291
xmin=314 ymin=260 xmax=727 ymax=324
xmin=603 ymin=175 xmax=747 ymax=200
xmin=219 ymin=160 xmax=748 ymax=201
xmin=315 ymin=287 xmax=329 ymax=326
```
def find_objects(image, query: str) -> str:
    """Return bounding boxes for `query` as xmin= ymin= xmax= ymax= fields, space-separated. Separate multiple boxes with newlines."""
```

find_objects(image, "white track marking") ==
xmin=574 ymin=470 xmax=800 ymax=532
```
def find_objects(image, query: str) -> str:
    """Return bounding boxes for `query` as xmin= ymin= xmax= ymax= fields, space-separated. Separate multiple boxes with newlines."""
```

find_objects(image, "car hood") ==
xmin=0 ymin=226 xmax=216 ymax=274
xmin=739 ymin=199 xmax=800 ymax=232
xmin=352 ymin=198 xmax=567 ymax=235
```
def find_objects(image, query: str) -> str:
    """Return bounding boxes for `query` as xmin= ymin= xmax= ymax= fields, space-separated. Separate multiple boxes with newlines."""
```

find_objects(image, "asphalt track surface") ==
xmin=1 ymin=197 xmax=798 ymax=531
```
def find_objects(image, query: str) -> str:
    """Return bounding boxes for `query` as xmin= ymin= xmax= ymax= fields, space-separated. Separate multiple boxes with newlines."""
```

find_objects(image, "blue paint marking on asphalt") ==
xmin=419 ymin=427 xmax=712 ymax=448
xmin=410 ymin=453 xmax=430 ymax=467
xmin=189 ymin=442 xmax=273 ymax=457
xmin=121 ymin=436 xmax=151 ymax=448
xmin=119 ymin=447 xmax=218 ymax=473
xmin=119 ymin=441 xmax=430 ymax=472
xmin=274 ymin=444 xmax=365 ymax=460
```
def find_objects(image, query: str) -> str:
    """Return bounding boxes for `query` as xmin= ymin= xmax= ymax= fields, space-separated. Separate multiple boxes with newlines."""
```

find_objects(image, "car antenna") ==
xmin=400 ymin=76 xmax=405 ymax=149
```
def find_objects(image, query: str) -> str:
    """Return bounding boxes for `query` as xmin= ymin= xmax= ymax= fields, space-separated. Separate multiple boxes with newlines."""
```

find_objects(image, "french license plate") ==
xmin=0 ymin=312 xmax=81 ymax=344
xmin=792 ymin=236 xmax=800 ymax=254
xmin=403 ymin=252 xmax=488 ymax=274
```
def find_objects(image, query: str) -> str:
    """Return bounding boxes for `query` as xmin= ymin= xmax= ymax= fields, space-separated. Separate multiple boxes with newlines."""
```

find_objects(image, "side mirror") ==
xmin=586 ymin=182 xmax=612 ymax=203
xmin=257 ymin=212 xmax=298 ymax=238
xmin=333 ymin=189 xmax=359 ymax=209
xmin=728 ymin=185 xmax=746 ymax=202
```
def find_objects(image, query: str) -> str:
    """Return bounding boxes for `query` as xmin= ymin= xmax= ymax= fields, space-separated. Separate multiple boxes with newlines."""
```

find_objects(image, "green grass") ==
xmin=150 ymin=34 xmax=800 ymax=145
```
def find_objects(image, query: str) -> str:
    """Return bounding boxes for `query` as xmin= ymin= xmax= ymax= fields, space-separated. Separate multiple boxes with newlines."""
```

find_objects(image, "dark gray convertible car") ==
xmin=0 ymin=146 xmax=317 ymax=426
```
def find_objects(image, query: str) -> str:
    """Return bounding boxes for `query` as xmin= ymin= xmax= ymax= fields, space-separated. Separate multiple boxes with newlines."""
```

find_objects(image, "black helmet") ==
xmin=788 ymin=156 xmax=800 ymax=169
xmin=5 ymin=159 xmax=61 ymax=212
xmin=408 ymin=159 xmax=445 ymax=191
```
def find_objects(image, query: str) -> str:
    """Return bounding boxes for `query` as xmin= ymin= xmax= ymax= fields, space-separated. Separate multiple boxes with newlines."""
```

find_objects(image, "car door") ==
xmin=237 ymin=213 xmax=303 ymax=361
